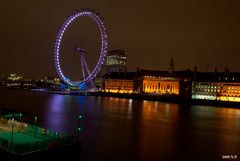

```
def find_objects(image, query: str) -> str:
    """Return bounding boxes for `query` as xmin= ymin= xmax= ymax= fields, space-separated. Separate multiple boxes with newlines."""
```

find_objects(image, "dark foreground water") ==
xmin=0 ymin=89 xmax=240 ymax=161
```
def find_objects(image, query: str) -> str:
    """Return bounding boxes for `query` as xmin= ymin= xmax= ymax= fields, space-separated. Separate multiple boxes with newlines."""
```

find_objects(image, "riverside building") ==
xmin=135 ymin=69 xmax=192 ymax=96
xmin=103 ymin=72 xmax=135 ymax=93
xmin=191 ymin=70 xmax=240 ymax=102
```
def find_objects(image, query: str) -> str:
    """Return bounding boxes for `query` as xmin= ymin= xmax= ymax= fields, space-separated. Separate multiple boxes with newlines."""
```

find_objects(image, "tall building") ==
xmin=106 ymin=50 xmax=127 ymax=74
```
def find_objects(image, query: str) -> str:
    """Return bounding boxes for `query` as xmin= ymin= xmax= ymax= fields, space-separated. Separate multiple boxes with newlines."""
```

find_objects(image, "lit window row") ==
xmin=192 ymin=82 xmax=240 ymax=102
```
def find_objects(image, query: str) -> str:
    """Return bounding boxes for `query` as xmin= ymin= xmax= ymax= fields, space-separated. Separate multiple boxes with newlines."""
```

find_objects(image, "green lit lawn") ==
xmin=0 ymin=128 xmax=44 ymax=144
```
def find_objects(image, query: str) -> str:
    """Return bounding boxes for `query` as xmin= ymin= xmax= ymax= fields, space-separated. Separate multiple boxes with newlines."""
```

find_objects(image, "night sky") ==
xmin=0 ymin=0 xmax=240 ymax=79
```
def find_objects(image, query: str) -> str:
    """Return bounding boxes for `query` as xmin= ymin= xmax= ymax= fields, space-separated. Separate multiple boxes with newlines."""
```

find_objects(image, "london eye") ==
xmin=53 ymin=9 xmax=108 ymax=89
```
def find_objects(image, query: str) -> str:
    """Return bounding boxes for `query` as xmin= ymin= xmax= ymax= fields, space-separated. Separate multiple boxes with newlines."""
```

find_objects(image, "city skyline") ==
xmin=0 ymin=0 xmax=240 ymax=79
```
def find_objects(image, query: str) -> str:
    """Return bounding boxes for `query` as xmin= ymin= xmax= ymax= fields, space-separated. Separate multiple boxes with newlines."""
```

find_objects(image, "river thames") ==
xmin=0 ymin=89 xmax=240 ymax=161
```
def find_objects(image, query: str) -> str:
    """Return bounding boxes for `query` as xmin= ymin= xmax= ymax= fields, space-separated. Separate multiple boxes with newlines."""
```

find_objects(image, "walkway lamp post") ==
xmin=34 ymin=115 xmax=38 ymax=137
xmin=18 ymin=113 xmax=23 ymax=132
xmin=19 ymin=113 xmax=22 ymax=122
xmin=11 ymin=117 xmax=14 ymax=149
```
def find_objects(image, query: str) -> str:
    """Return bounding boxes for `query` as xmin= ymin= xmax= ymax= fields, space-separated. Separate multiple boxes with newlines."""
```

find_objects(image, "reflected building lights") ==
xmin=154 ymin=101 xmax=159 ymax=109
xmin=165 ymin=103 xmax=170 ymax=113
xmin=127 ymin=99 xmax=133 ymax=119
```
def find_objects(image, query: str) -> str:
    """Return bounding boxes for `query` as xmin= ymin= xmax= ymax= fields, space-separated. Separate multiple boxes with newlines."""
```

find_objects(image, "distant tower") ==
xmin=169 ymin=58 xmax=174 ymax=75
xmin=204 ymin=64 xmax=209 ymax=72
xmin=214 ymin=67 xmax=218 ymax=77
xmin=224 ymin=67 xmax=230 ymax=78
xmin=193 ymin=66 xmax=198 ymax=80
xmin=106 ymin=49 xmax=127 ymax=74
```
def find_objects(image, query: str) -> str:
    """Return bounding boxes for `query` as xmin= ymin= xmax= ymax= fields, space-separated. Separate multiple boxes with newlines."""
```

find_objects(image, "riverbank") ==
xmin=28 ymin=88 xmax=240 ymax=108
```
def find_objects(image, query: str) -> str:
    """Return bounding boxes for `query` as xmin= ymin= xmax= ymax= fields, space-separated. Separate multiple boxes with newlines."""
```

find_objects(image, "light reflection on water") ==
xmin=0 ymin=89 xmax=240 ymax=161
xmin=45 ymin=94 xmax=65 ymax=130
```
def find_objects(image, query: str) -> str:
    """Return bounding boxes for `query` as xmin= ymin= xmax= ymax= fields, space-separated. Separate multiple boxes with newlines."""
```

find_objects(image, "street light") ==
xmin=34 ymin=115 xmax=38 ymax=125
xmin=76 ymin=114 xmax=82 ymax=132
xmin=76 ymin=114 xmax=82 ymax=142
xmin=34 ymin=115 xmax=38 ymax=137
xmin=19 ymin=113 xmax=22 ymax=122
xmin=76 ymin=127 xmax=81 ymax=132
xmin=18 ymin=113 xmax=23 ymax=132
xmin=78 ymin=114 xmax=82 ymax=119
xmin=11 ymin=117 xmax=14 ymax=149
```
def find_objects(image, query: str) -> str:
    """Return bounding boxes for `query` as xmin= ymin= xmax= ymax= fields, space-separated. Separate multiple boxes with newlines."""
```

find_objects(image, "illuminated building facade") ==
xmin=103 ymin=72 xmax=135 ymax=93
xmin=192 ymin=82 xmax=220 ymax=100
xmin=106 ymin=50 xmax=127 ymax=74
xmin=218 ymin=83 xmax=240 ymax=102
xmin=192 ymin=72 xmax=240 ymax=102
xmin=136 ymin=69 xmax=192 ymax=95
xmin=104 ymin=79 xmax=134 ymax=93
xmin=103 ymin=66 xmax=240 ymax=103
xmin=142 ymin=76 xmax=179 ymax=94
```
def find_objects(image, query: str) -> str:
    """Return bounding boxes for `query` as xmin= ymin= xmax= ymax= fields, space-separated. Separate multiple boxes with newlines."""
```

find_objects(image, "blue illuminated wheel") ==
xmin=54 ymin=9 xmax=108 ymax=87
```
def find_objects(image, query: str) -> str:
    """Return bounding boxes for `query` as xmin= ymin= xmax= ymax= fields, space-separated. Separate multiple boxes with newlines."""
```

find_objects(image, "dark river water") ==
xmin=0 ymin=89 xmax=240 ymax=161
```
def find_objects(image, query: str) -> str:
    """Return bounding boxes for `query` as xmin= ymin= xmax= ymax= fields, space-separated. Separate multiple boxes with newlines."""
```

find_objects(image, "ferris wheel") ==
xmin=53 ymin=8 xmax=108 ymax=89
